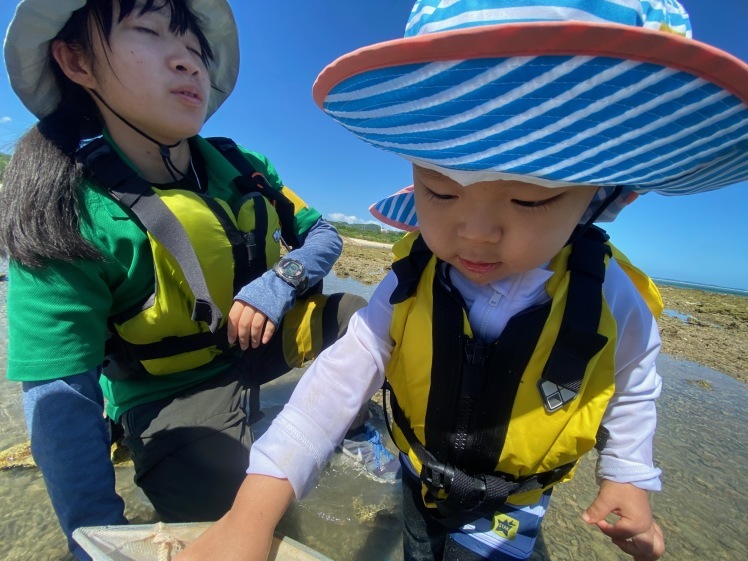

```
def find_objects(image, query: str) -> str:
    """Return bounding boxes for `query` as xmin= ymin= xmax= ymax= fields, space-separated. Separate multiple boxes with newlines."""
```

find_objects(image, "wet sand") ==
xmin=334 ymin=237 xmax=748 ymax=384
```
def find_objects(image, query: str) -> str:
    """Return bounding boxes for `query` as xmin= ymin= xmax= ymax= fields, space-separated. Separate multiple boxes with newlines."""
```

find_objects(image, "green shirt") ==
xmin=6 ymin=135 xmax=320 ymax=420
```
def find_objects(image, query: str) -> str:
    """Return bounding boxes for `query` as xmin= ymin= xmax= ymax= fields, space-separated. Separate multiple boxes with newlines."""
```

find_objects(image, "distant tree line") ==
xmin=329 ymin=221 xmax=405 ymax=244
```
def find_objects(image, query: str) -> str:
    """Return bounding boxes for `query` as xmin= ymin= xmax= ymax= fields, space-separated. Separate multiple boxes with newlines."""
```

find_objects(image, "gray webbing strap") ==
xmin=111 ymin=188 xmax=222 ymax=333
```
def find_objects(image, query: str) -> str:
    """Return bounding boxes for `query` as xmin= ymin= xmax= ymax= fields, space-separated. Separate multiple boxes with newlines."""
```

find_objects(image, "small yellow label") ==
xmin=491 ymin=513 xmax=519 ymax=540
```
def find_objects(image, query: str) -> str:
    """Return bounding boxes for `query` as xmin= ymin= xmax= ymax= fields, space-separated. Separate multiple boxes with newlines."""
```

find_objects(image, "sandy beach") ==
xmin=335 ymin=237 xmax=748 ymax=384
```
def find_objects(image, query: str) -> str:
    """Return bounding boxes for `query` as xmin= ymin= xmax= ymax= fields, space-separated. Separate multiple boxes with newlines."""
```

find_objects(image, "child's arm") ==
xmin=176 ymin=272 xmax=399 ymax=560
xmin=588 ymin=261 xmax=665 ymax=559
xmin=174 ymin=474 xmax=294 ymax=561
xmin=583 ymin=480 xmax=664 ymax=561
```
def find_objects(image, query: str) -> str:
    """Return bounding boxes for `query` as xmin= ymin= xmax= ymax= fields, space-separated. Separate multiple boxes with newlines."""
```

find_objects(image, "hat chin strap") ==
xmin=568 ymin=185 xmax=623 ymax=245
xmin=89 ymin=89 xmax=187 ymax=183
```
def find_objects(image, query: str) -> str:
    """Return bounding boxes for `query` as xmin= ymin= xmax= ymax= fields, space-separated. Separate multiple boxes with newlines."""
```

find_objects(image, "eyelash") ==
xmin=424 ymin=187 xmax=456 ymax=205
xmin=513 ymin=197 xmax=561 ymax=211
xmin=424 ymin=187 xmax=455 ymax=203
xmin=423 ymin=185 xmax=563 ymax=212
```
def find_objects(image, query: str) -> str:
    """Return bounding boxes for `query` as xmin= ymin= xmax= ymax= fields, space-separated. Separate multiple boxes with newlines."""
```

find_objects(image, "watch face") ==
xmin=283 ymin=261 xmax=303 ymax=278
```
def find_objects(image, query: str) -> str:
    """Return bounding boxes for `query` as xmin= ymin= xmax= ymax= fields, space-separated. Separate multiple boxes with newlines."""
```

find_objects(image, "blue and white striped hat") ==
xmin=315 ymin=0 xmax=748 ymax=229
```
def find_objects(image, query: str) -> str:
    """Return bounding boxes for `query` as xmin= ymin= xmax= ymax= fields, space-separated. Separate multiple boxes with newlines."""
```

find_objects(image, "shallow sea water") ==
xmin=0 ymin=272 xmax=746 ymax=560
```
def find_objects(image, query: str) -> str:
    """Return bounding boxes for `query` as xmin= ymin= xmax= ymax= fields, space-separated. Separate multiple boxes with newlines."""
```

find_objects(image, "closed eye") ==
xmin=424 ymin=186 xmax=456 ymax=202
xmin=136 ymin=26 xmax=158 ymax=36
xmin=513 ymin=194 xmax=563 ymax=210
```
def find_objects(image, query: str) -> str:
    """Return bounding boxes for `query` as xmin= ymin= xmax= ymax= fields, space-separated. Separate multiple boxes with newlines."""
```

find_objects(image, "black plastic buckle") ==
xmin=421 ymin=459 xmax=455 ymax=493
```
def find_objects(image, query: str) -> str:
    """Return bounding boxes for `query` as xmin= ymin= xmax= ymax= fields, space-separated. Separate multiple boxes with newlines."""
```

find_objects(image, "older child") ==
xmin=1 ymin=1 xmax=365 ymax=558
xmin=179 ymin=1 xmax=748 ymax=560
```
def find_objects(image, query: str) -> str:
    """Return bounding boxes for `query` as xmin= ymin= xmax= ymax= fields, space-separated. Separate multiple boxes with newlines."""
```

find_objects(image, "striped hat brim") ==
xmin=369 ymin=186 xmax=419 ymax=231
xmin=314 ymin=22 xmax=748 ymax=196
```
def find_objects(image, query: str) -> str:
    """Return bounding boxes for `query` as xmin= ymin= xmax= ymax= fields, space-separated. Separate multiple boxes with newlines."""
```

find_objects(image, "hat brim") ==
xmin=369 ymin=185 xmax=419 ymax=231
xmin=4 ymin=0 xmax=239 ymax=120
xmin=314 ymin=22 xmax=748 ymax=195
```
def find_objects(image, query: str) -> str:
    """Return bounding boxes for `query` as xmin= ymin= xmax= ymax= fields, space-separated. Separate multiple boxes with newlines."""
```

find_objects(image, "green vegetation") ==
xmin=329 ymin=221 xmax=405 ymax=244
xmin=0 ymin=152 xmax=9 ymax=181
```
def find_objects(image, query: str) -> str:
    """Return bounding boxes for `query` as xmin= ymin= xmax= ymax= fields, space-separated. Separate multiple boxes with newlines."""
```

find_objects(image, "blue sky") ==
xmin=1 ymin=1 xmax=746 ymax=290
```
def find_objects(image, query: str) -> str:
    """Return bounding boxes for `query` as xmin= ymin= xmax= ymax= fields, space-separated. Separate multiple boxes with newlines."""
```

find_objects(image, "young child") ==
xmin=0 ymin=1 xmax=365 ymax=558
xmin=178 ymin=1 xmax=748 ymax=560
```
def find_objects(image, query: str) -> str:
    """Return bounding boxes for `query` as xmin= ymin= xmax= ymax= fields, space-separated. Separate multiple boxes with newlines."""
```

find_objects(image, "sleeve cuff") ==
xmin=234 ymin=271 xmax=296 ymax=325
xmin=247 ymin=405 xmax=337 ymax=498
xmin=596 ymin=456 xmax=662 ymax=491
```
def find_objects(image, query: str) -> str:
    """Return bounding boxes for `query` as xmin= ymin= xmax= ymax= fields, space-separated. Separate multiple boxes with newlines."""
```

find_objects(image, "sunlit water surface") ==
xmin=0 ymin=272 xmax=745 ymax=560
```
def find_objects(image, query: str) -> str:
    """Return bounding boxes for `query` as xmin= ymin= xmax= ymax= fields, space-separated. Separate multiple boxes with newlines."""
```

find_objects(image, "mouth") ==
xmin=458 ymin=257 xmax=501 ymax=275
xmin=171 ymin=86 xmax=203 ymax=105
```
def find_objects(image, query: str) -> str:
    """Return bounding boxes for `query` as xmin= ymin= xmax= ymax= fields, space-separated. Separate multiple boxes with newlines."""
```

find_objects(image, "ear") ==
xmin=51 ymin=40 xmax=97 ymax=89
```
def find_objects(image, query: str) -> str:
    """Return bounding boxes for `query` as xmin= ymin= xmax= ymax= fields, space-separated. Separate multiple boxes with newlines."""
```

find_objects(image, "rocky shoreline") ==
xmin=334 ymin=237 xmax=747 ymax=383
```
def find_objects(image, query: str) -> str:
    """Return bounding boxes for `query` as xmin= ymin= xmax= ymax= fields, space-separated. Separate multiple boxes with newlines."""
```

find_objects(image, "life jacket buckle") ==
xmin=421 ymin=458 xmax=455 ymax=493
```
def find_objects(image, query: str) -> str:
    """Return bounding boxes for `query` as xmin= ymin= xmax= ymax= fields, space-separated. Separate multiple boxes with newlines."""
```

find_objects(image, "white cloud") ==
xmin=326 ymin=213 xmax=380 ymax=225
xmin=0 ymin=117 xmax=11 ymax=124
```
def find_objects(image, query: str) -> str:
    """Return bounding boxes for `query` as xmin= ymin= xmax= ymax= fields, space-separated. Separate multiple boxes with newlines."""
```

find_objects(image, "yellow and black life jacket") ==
xmin=384 ymin=227 xmax=662 ymax=519
xmin=77 ymin=137 xmax=303 ymax=378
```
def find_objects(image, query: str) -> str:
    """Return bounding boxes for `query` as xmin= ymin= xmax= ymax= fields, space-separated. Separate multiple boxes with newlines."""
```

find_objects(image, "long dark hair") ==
xmin=0 ymin=0 xmax=214 ymax=267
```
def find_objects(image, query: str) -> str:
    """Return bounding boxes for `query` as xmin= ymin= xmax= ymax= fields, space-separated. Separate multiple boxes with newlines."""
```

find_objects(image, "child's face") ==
xmin=413 ymin=165 xmax=598 ymax=285
xmin=85 ymin=2 xmax=211 ymax=144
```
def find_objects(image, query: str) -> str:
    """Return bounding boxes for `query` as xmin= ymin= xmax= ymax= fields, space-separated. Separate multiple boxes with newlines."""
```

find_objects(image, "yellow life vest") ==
xmin=80 ymin=137 xmax=299 ymax=377
xmin=385 ymin=228 xmax=661 ymax=511
xmin=111 ymin=188 xmax=281 ymax=376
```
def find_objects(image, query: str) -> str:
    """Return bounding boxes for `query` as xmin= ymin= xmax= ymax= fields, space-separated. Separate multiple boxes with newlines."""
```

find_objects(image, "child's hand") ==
xmin=228 ymin=301 xmax=276 ymax=350
xmin=174 ymin=475 xmax=294 ymax=561
xmin=582 ymin=480 xmax=665 ymax=560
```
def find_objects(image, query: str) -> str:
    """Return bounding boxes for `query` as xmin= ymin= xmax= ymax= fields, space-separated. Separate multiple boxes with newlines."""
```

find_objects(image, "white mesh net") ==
xmin=73 ymin=522 xmax=332 ymax=561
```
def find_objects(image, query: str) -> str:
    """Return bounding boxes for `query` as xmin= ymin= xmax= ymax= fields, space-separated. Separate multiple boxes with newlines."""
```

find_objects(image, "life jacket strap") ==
xmin=199 ymin=193 xmax=268 ymax=294
xmin=390 ymin=388 xmax=574 ymax=520
xmin=78 ymin=139 xmax=223 ymax=333
xmin=538 ymin=226 xmax=611 ymax=412
xmin=205 ymin=137 xmax=301 ymax=249
xmin=389 ymin=235 xmax=434 ymax=304
xmin=103 ymin=326 xmax=231 ymax=380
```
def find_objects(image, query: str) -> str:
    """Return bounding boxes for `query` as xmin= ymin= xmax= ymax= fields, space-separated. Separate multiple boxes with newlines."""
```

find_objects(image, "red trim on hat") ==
xmin=313 ymin=22 xmax=748 ymax=107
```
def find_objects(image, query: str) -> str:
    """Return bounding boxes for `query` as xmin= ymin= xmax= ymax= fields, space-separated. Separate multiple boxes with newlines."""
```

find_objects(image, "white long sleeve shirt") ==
xmin=249 ymin=258 xmax=663 ymax=498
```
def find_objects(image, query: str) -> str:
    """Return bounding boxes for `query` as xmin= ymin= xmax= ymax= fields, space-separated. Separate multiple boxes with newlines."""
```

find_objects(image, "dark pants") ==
xmin=402 ymin=467 xmax=490 ymax=561
xmin=121 ymin=292 xmax=366 ymax=522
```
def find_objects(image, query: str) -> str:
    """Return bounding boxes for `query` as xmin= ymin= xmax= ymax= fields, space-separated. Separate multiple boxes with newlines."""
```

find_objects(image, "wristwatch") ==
xmin=272 ymin=258 xmax=308 ymax=293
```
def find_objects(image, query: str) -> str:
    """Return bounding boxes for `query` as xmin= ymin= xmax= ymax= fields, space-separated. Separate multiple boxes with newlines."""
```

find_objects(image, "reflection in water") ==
xmin=0 ymin=274 xmax=746 ymax=560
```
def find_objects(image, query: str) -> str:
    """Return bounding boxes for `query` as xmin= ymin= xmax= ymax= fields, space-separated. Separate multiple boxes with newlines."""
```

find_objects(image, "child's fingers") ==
xmin=611 ymin=522 xmax=665 ymax=561
xmin=594 ymin=516 xmax=648 ymax=540
xmin=582 ymin=495 xmax=614 ymax=524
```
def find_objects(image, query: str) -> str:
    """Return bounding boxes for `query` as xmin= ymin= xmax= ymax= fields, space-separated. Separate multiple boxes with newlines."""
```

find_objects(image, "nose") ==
xmin=457 ymin=208 xmax=502 ymax=244
xmin=170 ymin=40 xmax=203 ymax=75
